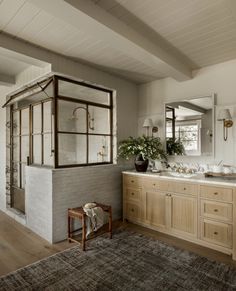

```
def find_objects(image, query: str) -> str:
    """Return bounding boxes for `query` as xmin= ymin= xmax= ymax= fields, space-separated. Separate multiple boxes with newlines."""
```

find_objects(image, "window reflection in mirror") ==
xmin=165 ymin=96 xmax=214 ymax=156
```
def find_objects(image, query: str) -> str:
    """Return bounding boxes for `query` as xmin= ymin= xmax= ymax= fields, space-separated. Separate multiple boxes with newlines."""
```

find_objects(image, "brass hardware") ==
xmin=214 ymin=231 xmax=218 ymax=235
xmin=183 ymin=187 xmax=186 ymax=190
xmin=131 ymin=180 xmax=134 ymax=183
xmin=131 ymin=208 xmax=134 ymax=212
xmin=214 ymin=192 xmax=218 ymax=195
xmin=131 ymin=193 xmax=134 ymax=195
xmin=153 ymin=184 xmax=156 ymax=186
xmin=214 ymin=209 xmax=218 ymax=212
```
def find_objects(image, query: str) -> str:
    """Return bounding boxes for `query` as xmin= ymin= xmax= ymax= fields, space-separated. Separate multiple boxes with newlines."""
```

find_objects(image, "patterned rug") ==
xmin=1 ymin=229 xmax=236 ymax=290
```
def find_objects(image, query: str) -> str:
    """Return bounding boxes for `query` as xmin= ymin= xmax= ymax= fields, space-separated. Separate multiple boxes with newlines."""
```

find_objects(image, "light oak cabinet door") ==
xmin=145 ymin=191 xmax=167 ymax=228
xmin=201 ymin=219 xmax=232 ymax=248
xmin=201 ymin=200 xmax=233 ymax=223
xmin=125 ymin=201 xmax=142 ymax=222
xmin=169 ymin=194 xmax=197 ymax=237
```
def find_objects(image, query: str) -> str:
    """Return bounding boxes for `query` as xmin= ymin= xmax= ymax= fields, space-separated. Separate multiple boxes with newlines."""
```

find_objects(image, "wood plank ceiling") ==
xmin=0 ymin=0 xmax=236 ymax=83
xmin=94 ymin=0 xmax=236 ymax=68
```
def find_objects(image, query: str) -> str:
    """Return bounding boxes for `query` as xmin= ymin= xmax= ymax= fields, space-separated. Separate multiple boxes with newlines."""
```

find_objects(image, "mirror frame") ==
xmin=164 ymin=94 xmax=216 ymax=157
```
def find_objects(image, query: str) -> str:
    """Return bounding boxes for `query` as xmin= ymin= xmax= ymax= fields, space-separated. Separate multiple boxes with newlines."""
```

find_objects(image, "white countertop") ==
xmin=123 ymin=170 xmax=236 ymax=187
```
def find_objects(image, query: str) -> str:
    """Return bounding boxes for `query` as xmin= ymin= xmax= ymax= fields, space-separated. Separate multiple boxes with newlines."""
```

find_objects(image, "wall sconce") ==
xmin=143 ymin=118 xmax=158 ymax=137
xmin=217 ymin=109 xmax=233 ymax=141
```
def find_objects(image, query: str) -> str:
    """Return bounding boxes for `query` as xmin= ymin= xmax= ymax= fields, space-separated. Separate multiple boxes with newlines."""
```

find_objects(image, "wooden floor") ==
xmin=0 ymin=211 xmax=71 ymax=277
xmin=0 ymin=211 xmax=236 ymax=277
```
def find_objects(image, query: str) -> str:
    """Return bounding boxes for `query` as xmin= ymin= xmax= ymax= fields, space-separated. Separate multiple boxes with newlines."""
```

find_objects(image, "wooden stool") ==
xmin=68 ymin=203 xmax=112 ymax=251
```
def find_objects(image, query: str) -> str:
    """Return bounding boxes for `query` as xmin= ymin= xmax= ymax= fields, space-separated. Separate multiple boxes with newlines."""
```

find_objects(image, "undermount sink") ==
xmin=168 ymin=172 xmax=197 ymax=178
xmin=155 ymin=171 xmax=197 ymax=178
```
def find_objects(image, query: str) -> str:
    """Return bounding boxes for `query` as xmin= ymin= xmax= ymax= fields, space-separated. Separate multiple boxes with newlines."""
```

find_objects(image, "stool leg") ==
xmin=82 ymin=214 xmax=86 ymax=251
xmin=68 ymin=215 xmax=72 ymax=242
xmin=109 ymin=208 xmax=112 ymax=239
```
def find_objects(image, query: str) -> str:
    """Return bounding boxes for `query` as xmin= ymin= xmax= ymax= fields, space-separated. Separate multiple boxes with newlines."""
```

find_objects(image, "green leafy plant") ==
xmin=118 ymin=135 xmax=167 ymax=161
xmin=166 ymin=138 xmax=185 ymax=156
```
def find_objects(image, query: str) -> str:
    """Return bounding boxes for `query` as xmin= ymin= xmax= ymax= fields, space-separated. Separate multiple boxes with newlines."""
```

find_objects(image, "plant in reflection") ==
xmin=166 ymin=138 xmax=185 ymax=156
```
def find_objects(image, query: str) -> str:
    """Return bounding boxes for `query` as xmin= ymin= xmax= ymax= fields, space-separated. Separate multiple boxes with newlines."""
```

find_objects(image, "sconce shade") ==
xmin=143 ymin=118 xmax=153 ymax=128
xmin=218 ymin=109 xmax=232 ymax=121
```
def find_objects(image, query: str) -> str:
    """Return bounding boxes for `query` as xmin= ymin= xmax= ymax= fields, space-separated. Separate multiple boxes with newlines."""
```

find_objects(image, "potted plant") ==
xmin=166 ymin=138 xmax=185 ymax=156
xmin=118 ymin=135 xmax=167 ymax=172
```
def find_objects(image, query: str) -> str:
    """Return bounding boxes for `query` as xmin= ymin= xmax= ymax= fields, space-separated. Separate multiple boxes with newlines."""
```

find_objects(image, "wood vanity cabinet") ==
xmin=123 ymin=172 xmax=236 ymax=259
xmin=142 ymin=179 xmax=197 ymax=238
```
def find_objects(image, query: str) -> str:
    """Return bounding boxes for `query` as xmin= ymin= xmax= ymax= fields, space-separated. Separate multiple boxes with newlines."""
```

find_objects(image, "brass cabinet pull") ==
xmin=183 ymin=187 xmax=186 ymax=190
xmin=131 ymin=180 xmax=134 ymax=183
xmin=214 ymin=192 xmax=218 ymax=195
xmin=214 ymin=209 xmax=218 ymax=212
xmin=214 ymin=231 xmax=218 ymax=235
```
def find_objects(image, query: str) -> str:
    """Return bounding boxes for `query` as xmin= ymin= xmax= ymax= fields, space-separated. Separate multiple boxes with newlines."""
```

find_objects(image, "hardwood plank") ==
xmin=1 ymin=210 xmax=236 ymax=278
xmin=0 ymin=210 xmax=70 ymax=276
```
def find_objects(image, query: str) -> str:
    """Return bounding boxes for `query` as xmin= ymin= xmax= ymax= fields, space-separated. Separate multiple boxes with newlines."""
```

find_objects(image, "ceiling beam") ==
xmin=0 ymin=73 xmax=15 ymax=86
xmin=0 ymin=43 xmax=49 ymax=68
xmin=168 ymin=101 xmax=207 ymax=114
xmin=31 ymin=0 xmax=192 ymax=81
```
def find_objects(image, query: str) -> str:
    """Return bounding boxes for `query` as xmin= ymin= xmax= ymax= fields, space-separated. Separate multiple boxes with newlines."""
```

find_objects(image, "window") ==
xmin=167 ymin=120 xmax=201 ymax=155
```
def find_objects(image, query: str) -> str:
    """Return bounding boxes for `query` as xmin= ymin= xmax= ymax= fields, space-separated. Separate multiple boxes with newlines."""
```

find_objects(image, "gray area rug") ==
xmin=1 ymin=229 xmax=236 ymax=290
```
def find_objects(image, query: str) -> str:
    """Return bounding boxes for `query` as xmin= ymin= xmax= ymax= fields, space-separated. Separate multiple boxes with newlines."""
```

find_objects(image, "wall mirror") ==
xmin=165 ymin=95 xmax=215 ymax=156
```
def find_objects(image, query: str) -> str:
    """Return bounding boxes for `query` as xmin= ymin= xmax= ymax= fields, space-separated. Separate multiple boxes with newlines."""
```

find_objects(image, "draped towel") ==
xmin=83 ymin=206 xmax=105 ymax=238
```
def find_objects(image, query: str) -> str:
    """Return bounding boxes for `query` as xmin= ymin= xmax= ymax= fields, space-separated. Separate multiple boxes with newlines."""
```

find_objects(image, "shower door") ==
xmin=11 ymin=107 xmax=30 ymax=213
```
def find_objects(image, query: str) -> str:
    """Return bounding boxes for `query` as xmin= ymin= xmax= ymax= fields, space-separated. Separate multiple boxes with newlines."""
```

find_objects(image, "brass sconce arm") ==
xmin=218 ymin=108 xmax=233 ymax=141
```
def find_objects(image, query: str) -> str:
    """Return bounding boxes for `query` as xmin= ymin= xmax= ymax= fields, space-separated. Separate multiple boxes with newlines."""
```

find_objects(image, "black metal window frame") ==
xmin=9 ymin=74 xmax=114 ymax=170
xmin=53 ymin=75 xmax=113 ymax=168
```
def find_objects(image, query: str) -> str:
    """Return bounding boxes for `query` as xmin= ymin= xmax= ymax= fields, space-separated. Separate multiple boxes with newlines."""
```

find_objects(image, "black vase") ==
xmin=134 ymin=154 xmax=149 ymax=172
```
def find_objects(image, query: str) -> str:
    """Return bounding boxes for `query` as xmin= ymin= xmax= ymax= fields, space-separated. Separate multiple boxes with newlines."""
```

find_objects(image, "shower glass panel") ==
xmin=44 ymin=133 xmax=54 ymax=166
xmin=88 ymin=106 xmax=110 ymax=134
xmin=89 ymin=135 xmax=111 ymax=163
xmin=58 ymin=80 xmax=110 ymax=105
xmin=58 ymin=133 xmax=87 ymax=165
xmin=33 ymin=135 xmax=41 ymax=164
xmin=58 ymin=100 xmax=87 ymax=133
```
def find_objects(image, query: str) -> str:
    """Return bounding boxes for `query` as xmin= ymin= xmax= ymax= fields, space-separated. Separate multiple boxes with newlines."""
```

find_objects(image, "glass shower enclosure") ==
xmin=4 ymin=75 xmax=113 ymax=214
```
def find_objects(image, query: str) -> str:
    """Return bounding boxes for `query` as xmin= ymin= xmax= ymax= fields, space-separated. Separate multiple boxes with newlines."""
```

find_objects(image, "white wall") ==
xmin=138 ymin=60 xmax=236 ymax=166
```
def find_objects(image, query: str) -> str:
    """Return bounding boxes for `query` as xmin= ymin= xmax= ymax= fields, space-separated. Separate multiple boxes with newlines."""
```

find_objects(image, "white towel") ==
xmin=83 ymin=206 xmax=104 ymax=238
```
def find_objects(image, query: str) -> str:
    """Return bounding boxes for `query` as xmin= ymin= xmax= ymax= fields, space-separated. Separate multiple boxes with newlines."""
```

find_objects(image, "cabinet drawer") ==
xmin=201 ymin=200 xmax=232 ymax=222
xmin=168 ymin=182 xmax=198 ymax=196
xmin=200 ymin=186 xmax=233 ymax=202
xmin=125 ymin=188 xmax=141 ymax=202
xmin=125 ymin=202 xmax=141 ymax=221
xmin=201 ymin=219 xmax=232 ymax=248
xmin=124 ymin=175 xmax=142 ymax=188
xmin=143 ymin=178 xmax=169 ymax=192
